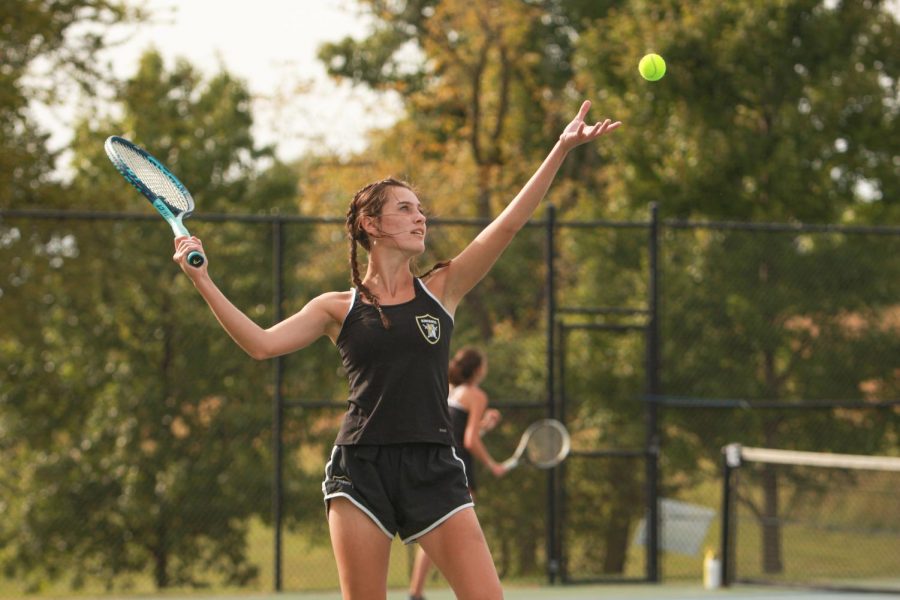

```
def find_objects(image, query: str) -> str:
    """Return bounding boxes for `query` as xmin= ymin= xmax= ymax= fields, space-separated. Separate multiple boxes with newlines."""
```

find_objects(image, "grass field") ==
xmin=0 ymin=518 xmax=437 ymax=597
xmin=0 ymin=508 xmax=713 ymax=596
xmin=1 ymin=476 xmax=895 ymax=597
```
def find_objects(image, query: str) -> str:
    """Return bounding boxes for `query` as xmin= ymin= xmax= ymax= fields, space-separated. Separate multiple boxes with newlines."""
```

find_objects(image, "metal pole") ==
xmin=272 ymin=219 xmax=285 ymax=591
xmin=557 ymin=323 xmax=568 ymax=582
xmin=720 ymin=449 xmax=733 ymax=586
xmin=645 ymin=203 xmax=661 ymax=582
xmin=721 ymin=444 xmax=743 ymax=587
xmin=545 ymin=203 xmax=558 ymax=584
xmin=546 ymin=203 xmax=557 ymax=418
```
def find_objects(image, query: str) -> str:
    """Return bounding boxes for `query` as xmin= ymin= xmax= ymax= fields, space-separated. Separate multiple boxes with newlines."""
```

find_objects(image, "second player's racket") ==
xmin=501 ymin=419 xmax=571 ymax=470
xmin=104 ymin=136 xmax=204 ymax=267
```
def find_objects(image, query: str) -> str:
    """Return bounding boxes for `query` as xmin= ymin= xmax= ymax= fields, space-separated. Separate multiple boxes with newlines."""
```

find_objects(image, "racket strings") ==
xmin=526 ymin=426 xmax=565 ymax=465
xmin=115 ymin=142 xmax=192 ymax=212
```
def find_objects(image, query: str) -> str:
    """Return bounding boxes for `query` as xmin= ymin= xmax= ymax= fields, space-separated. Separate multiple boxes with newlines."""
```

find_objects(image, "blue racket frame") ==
xmin=104 ymin=136 xmax=204 ymax=267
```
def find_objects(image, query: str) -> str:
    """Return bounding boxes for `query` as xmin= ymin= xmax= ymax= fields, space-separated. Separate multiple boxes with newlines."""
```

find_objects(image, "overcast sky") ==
xmin=34 ymin=0 xmax=899 ymax=172
xmin=35 ymin=0 xmax=403 ymax=166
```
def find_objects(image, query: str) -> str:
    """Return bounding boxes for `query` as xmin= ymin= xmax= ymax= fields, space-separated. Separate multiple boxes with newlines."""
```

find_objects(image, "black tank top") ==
xmin=334 ymin=278 xmax=455 ymax=445
xmin=449 ymin=398 xmax=476 ymax=488
xmin=448 ymin=400 xmax=469 ymax=453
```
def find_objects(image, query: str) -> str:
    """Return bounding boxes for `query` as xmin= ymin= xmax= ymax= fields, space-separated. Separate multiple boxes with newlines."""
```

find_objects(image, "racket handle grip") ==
xmin=501 ymin=457 xmax=519 ymax=470
xmin=187 ymin=251 xmax=205 ymax=267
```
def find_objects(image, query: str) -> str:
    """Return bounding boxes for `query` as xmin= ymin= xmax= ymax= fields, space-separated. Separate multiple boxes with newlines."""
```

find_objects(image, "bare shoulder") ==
xmin=308 ymin=290 xmax=354 ymax=340
xmin=421 ymin=264 xmax=457 ymax=314
xmin=310 ymin=289 xmax=353 ymax=306
xmin=308 ymin=290 xmax=352 ymax=317
xmin=421 ymin=265 xmax=448 ymax=294
xmin=461 ymin=385 xmax=488 ymax=407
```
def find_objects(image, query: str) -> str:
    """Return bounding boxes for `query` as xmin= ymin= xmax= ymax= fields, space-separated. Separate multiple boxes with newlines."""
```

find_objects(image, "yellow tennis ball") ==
xmin=639 ymin=53 xmax=666 ymax=81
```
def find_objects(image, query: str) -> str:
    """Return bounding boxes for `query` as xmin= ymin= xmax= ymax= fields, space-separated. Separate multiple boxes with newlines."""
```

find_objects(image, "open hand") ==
xmin=558 ymin=100 xmax=621 ymax=151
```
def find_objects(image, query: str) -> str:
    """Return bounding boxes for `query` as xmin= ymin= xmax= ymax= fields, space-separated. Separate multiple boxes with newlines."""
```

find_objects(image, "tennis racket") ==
xmin=104 ymin=136 xmax=205 ymax=267
xmin=501 ymin=419 xmax=571 ymax=470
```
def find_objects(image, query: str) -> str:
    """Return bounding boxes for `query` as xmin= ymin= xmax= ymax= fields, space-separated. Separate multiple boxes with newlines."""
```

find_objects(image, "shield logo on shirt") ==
xmin=415 ymin=314 xmax=441 ymax=344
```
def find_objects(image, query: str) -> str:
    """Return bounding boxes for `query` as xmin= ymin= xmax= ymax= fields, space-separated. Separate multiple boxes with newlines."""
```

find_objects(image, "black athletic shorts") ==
xmin=322 ymin=443 xmax=474 ymax=544
xmin=458 ymin=448 xmax=477 ymax=491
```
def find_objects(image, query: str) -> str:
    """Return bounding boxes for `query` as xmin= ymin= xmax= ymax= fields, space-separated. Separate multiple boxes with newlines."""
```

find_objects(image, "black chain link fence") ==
xmin=1 ymin=209 xmax=897 ymax=594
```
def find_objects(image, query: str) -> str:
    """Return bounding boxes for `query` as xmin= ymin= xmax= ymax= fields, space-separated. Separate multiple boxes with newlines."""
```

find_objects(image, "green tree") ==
xmin=574 ymin=0 xmax=899 ymax=575
xmin=578 ymin=0 xmax=898 ymax=223
xmin=314 ymin=0 xmax=899 ymax=582
xmin=660 ymin=227 xmax=900 ymax=572
xmin=0 ymin=0 xmax=137 ymax=209
xmin=0 ymin=50 xmax=303 ymax=590
xmin=317 ymin=0 xmax=625 ymax=344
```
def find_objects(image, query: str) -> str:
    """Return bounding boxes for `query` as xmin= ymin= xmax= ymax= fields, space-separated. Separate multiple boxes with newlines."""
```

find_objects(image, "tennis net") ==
xmin=720 ymin=444 xmax=900 ymax=594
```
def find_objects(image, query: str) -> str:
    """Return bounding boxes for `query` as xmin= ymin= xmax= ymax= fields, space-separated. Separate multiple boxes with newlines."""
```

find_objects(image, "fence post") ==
xmin=272 ymin=219 xmax=285 ymax=591
xmin=545 ymin=203 xmax=559 ymax=583
xmin=645 ymin=203 xmax=661 ymax=582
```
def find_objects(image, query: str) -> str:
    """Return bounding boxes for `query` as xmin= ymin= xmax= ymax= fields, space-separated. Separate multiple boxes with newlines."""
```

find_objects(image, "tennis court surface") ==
xmin=75 ymin=584 xmax=897 ymax=600
xmin=387 ymin=585 xmax=900 ymax=600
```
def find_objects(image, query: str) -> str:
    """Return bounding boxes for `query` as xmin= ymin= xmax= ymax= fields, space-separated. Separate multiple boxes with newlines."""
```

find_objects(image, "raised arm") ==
xmin=173 ymin=236 xmax=346 ymax=359
xmin=434 ymin=101 xmax=620 ymax=313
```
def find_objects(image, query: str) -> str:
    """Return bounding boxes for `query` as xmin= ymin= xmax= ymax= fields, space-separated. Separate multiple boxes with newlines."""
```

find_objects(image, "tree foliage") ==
xmin=312 ymin=0 xmax=899 ymax=579
xmin=1 ymin=0 xmax=897 ymax=590
xmin=0 ymin=0 xmax=136 ymax=208
xmin=0 ymin=46 xmax=303 ymax=590
xmin=577 ymin=0 xmax=899 ymax=223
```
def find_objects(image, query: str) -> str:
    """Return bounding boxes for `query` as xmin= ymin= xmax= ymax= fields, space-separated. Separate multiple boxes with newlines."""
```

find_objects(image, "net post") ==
xmin=720 ymin=444 xmax=900 ymax=592
xmin=720 ymin=444 xmax=741 ymax=587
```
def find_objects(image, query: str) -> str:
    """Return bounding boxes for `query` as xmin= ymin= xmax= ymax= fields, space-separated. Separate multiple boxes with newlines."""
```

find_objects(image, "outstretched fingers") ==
xmin=576 ymin=100 xmax=592 ymax=121
xmin=583 ymin=120 xmax=606 ymax=139
xmin=583 ymin=117 xmax=622 ymax=141
xmin=560 ymin=101 xmax=621 ymax=148
xmin=590 ymin=118 xmax=622 ymax=137
xmin=569 ymin=118 xmax=621 ymax=145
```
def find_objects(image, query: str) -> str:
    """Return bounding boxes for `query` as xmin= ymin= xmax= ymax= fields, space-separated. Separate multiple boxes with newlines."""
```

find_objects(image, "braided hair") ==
xmin=346 ymin=178 xmax=410 ymax=329
xmin=347 ymin=177 xmax=452 ymax=328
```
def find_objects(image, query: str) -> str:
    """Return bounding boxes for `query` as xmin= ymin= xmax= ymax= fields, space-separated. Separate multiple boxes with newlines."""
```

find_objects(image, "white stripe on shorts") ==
xmin=323 ymin=492 xmax=396 ymax=541
xmin=322 ymin=445 xmax=395 ymax=541
xmin=401 ymin=501 xmax=475 ymax=545
xmin=450 ymin=446 xmax=469 ymax=488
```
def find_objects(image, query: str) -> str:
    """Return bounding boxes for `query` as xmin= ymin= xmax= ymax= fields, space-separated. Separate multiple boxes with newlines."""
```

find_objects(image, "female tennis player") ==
xmin=173 ymin=100 xmax=619 ymax=600
xmin=408 ymin=346 xmax=505 ymax=600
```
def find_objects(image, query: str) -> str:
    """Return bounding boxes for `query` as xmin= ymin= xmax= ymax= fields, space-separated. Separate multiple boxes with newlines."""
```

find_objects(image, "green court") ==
xmin=57 ymin=585 xmax=900 ymax=600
